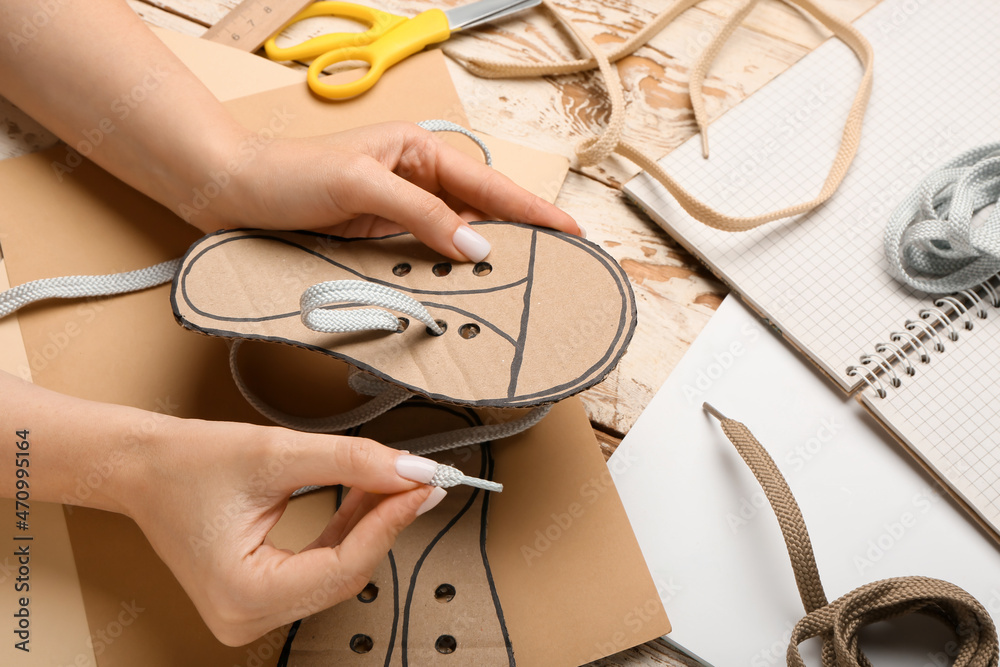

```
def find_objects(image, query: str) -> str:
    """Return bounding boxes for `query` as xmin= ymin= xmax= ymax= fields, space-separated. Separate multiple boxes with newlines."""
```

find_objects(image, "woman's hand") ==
xmin=129 ymin=417 xmax=446 ymax=646
xmin=186 ymin=121 xmax=581 ymax=262
xmin=0 ymin=1 xmax=580 ymax=265
xmin=0 ymin=371 xmax=447 ymax=647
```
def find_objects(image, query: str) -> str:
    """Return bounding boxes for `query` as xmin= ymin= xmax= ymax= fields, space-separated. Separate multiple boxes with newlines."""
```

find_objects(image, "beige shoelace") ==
xmin=443 ymin=0 xmax=874 ymax=232
xmin=704 ymin=403 xmax=999 ymax=667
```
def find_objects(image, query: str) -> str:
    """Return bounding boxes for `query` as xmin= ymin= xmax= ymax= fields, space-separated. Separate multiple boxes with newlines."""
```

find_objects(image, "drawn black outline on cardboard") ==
xmin=170 ymin=222 xmax=637 ymax=408
xmin=276 ymin=401 xmax=512 ymax=666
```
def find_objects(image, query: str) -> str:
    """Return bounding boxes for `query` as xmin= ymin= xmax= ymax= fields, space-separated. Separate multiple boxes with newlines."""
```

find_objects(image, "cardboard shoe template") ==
xmin=280 ymin=400 xmax=512 ymax=666
xmin=173 ymin=225 xmax=636 ymax=407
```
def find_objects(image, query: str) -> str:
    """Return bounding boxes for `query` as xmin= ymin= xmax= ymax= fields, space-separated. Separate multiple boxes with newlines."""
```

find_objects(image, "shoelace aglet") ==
xmin=430 ymin=463 xmax=503 ymax=493
xmin=700 ymin=129 xmax=711 ymax=159
xmin=702 ymin=402 xmax=727 ymax=421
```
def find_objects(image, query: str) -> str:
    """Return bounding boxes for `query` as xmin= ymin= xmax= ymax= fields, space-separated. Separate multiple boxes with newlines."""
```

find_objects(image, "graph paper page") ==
xmin=859 ymin=305 xmax=1000 ymax=535
xmin=624 ymin=0 xmax=1000 ymax=392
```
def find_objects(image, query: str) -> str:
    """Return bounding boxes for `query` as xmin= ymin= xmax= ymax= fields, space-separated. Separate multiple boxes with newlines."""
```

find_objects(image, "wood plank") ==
xmin=437 ymin=0 xmax=879 ymax=188
xmin=0 ymin=97 xmax=57 ymax=161
xmin=556 ymin=170 xmax=724 ymax=434
xmin=127 ymin=0 xmax=207 ymax=35
xmin=586 ymin=638 xmax=692 ymax=667
xmin=139 ymin=0 xmax=241 ymax=27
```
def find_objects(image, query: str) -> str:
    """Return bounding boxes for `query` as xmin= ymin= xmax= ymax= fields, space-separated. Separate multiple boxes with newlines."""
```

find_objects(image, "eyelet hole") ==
xmin=473 ymin=262 xmax=492 ymax=277
xmin=392 ymin=263 xmax=411 ymax=277
xmin=435 ymin=635 xmax=457 ymax=654
xmin=432 ymin=262 xmax=452 ymax=277
xmin=350 ymin=634 xmax=373 ymax=654
xmin=458 ymin=324 xmax=480 ymax=339
xmin=357 ymin=582 xmax=379 ymax=603
xmin=434 ymin=583 xmax=456 ymax=603
xmin=396 ymin=317 xmax=409 ymax=332
xmin=426 ymin=320 xmax=447 ymax=336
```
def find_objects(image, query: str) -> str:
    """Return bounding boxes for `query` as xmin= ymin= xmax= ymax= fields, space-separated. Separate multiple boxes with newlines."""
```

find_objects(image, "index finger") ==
xmin=433 ymin=141 xmax=583 ymax=237
xmin=270 ymin=433 xmax=438 ymax=496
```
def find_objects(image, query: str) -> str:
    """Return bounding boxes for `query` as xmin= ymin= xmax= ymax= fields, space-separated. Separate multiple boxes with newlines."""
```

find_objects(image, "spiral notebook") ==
xmin=623 ymin=0 xmax=1000 ymax=540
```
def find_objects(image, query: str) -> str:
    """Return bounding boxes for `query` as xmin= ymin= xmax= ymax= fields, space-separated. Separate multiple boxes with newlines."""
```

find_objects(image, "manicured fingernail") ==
xmin=577 ymin=225 xmax=587 ymax=239
xmin=417 ymin=487 xmax=447 ymax=516
xmin=396 ymin=454 xmax=438 ymax=484
xmin=452 ymin=225 xmax=491 ymax=262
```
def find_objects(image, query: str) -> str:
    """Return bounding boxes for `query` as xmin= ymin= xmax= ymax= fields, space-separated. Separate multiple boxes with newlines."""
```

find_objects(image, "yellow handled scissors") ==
xmin=264 ymin=0 xmax=541 ymax=99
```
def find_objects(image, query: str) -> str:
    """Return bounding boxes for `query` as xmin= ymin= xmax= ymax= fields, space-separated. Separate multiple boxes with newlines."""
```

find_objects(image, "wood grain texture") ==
xmin=126 ymin=0 xmax=208 ymax=35
xmin=0 ymin=97 xmax=57 ymax=161
xmin=558 ymin=171 xmax=724 ymax=436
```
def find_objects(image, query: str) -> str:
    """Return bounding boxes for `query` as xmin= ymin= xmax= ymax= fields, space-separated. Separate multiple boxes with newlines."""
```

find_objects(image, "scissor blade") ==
xmin=445 ymin=0 xmax=542 ymax=32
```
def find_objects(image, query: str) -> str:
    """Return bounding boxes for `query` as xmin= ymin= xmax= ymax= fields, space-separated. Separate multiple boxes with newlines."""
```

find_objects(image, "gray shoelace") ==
xmin=884 ymin=142 xmax=1000 ymax=294
xmin=0 ymin=120 xmax=527 ymax=493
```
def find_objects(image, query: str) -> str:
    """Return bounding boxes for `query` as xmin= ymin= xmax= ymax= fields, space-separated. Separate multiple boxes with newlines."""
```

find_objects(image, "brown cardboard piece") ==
xmin=0 ymin=259 xmax=96 ymax=667
xmin=173 ymin=226 xmax=636 ymax=407
xmin=284 ymin=401 xmax=514 ymax=666
xmin=0 ymin=144 xmax=671 ymax=662
xmin=0 ymin=35 xmax=668 ymax=667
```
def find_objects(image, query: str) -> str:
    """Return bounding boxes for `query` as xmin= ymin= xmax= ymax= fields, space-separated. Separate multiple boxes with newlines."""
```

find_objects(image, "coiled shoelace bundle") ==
xmin=704 ymin=403 xmax=998 ymax=667
xmin=884 ymin=143 xmax=1000 ymax=293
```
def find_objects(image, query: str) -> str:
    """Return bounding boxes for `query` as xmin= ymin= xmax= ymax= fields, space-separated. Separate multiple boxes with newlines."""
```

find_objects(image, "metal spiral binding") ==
xmin=905 ymin=318 xmax=945 ymax=353
xmin=847 ymin=274 xmax=1000 ymax=399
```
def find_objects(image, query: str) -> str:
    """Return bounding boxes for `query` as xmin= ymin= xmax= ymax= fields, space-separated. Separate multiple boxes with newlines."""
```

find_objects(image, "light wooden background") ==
xmin=0 ymin=1 xmax=880 ymax=664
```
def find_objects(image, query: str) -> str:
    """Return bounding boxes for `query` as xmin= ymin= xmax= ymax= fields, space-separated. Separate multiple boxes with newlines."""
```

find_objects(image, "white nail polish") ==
xmin=577 ymin=225 xmax=587 ymax=239
xmin=396 ymin=454 xmax=438 ymax=484
xmin=417 ymin=487 xmax=447 ymax=516
xmin=452 ymin=226 xmax=491 ymax=262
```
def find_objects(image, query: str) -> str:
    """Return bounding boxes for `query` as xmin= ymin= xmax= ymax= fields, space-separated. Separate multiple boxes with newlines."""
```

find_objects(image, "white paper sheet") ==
xmin=609 ymin=295 xmax=1000 ymax=666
